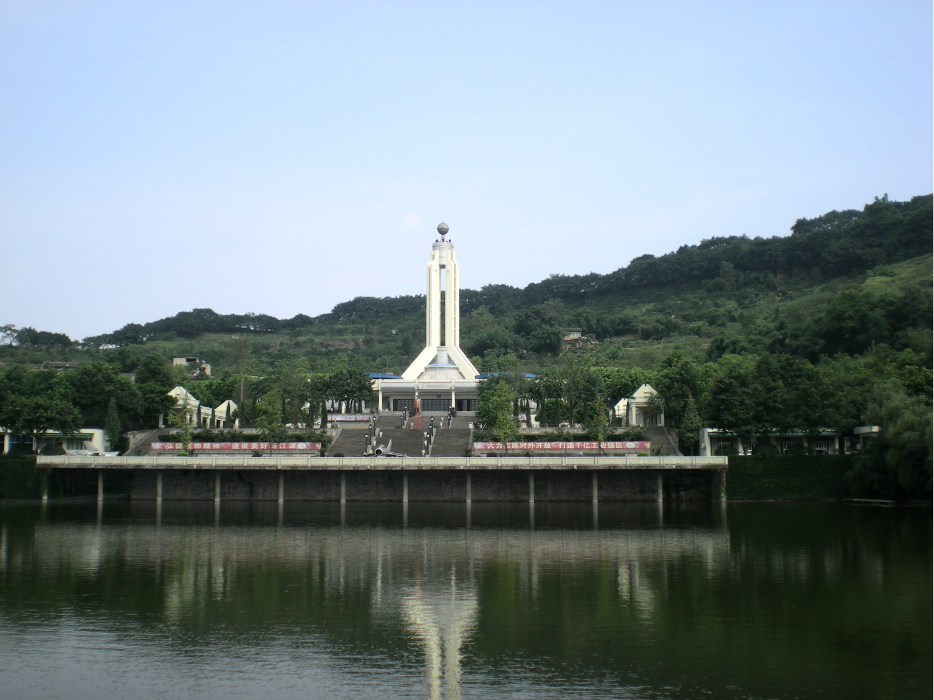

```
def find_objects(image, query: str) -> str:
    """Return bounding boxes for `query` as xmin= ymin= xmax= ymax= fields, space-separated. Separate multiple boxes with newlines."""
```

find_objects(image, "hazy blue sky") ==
xmin=2 ymin=1 xmax=931 ymax=340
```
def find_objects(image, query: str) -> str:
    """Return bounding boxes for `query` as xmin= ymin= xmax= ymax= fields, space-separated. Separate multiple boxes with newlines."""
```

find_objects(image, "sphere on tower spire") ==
xmin=437 ymin=222 xmax=449 ymax=239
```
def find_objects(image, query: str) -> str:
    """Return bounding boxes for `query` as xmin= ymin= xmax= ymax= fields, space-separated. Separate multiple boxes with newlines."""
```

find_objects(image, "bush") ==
xmin=752 ymin=441 xmax=780 ymax=456
xmin=726 ymin=454 xmax=853 ymax=500
xmin=0 ymin=455 xmax=41 ymax=498
xmin=40 ymin=443 xmax=66 ymax=456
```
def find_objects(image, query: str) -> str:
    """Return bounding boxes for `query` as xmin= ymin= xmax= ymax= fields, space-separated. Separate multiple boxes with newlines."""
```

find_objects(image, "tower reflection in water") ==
xmin=401 ymin=572 xmax=478 ymax=700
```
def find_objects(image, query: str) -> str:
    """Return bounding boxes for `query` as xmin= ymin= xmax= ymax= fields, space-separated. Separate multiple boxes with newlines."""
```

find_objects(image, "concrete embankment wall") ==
xmin=123 ymin=469 xmax=714 ymax=502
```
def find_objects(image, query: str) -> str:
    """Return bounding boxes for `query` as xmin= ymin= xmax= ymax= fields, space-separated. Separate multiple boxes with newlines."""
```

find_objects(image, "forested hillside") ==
xmin=1 ymin=194 xmax=931 ymax=498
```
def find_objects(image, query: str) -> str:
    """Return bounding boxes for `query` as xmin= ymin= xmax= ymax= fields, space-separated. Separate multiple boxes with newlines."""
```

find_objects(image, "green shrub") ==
xmin=726 ymin=454 xmax=853 ymax=500
xmin=752 ymin=441 xmax=780 ymax=456
xmin=0 ymin=455 xmax=41 ymax=498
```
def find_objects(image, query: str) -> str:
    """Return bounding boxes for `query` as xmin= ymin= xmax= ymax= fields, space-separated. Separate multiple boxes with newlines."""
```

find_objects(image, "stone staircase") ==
xmin=427 ymin=414 xmax=472 ymax=457
xmin=645 ymin=426 xmax=682 ymax=456
xmin=327 ymin=425 xmax=371 ymax=457
xmin=124 ymin=428 xmax=163 ymax=456
xmin=373 ymin=427 xmax=430 ymax=456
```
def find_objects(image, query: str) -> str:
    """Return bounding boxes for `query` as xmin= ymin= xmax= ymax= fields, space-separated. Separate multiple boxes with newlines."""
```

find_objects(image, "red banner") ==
xmin=152 ymin=442 xmax=321 ymax=452
xmin=473 ymin=441 xmax=651 ymax=451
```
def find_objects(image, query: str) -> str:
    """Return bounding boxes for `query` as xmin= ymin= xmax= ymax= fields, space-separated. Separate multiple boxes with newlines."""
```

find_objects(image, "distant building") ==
xmin=40 ymin=361 xmax=81 ymax=371
xmin=2 ymin=427 xmax=111 ymax=455
xmin=160 ymin=386 xmax=238 ymax=429
xmin=613 ymin=384 xmax=665 ymax=427
xmin=173 ymin=357 xmax=211 ymax=377
xmin=696 ymin=427 xmax=872 ymax=456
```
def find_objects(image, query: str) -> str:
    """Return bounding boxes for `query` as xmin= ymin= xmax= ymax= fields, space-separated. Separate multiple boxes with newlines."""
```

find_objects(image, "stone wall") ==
xmin=124 ymin=468 xmax=715 ymax=502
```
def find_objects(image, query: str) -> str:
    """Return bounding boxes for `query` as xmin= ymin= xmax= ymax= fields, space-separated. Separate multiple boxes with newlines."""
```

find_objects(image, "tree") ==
xmin=706 ymin=354 xmax=759 ymax=446
xmin=476 ymin=382 xmax=519 ymax=452
xmin=227 ymin=338 xmax=254 ymax=406
xmin=105 ymin=398 xmax=121 ymax=450
xmin=62 ymin=361 xmax=140 ymax=429
xmin=277 ymin=358 xmax=312 ymax=427
xmin=11 ymin=393 xmax=82 ymax=449
xmin=255 ymin=389 xmax=286 ymax=442
xmin=325 ymin=359 xmax=373 ymax=413
xmin=679 ymin=396 xmax=701 ymax=455
xmin=654 ymin=352 xmax=704 ymax=427
xmin=167 ymin=404 xmax=195 ymax=454
xmin=848 ymin=381 xmax=932 ymax=498
xmin=135 ymin=352 xmax=175 ymax=390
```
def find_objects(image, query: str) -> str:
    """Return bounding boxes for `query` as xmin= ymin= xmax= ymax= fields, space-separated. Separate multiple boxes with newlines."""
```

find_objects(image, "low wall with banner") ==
xmin=152 ymin=442 xmax=322 ymax=453
xmin=474 ymin=441 xmax=651 ymax=453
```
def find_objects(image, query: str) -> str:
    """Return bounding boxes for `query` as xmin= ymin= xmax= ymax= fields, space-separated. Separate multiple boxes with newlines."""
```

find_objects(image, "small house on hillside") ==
xmin=613 ymin=384 xmax=665 ymax=427
xmin=160 ymin=387 xmax=238 ymax=429
xmin=173 ymin=357 xmax=212 ymax=377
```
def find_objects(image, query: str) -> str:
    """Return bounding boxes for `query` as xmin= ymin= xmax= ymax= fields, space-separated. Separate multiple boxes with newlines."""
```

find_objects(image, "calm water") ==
xmin=0 ymin=500 xmax=929 ymax=700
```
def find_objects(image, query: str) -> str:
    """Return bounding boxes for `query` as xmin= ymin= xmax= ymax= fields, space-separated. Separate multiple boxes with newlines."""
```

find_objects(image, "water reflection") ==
xmin=0 ymin=501 xmax=929 ymax=700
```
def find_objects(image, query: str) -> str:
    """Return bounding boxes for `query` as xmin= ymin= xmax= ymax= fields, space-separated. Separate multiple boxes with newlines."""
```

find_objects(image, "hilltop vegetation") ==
xmin=1 ymin=194 xmax=931 ymax=497
xmin=3 ymin=194 xmax=930 ymax=372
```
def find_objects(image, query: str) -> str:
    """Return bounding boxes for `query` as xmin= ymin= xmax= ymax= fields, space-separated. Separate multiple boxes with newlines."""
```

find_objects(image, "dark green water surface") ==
xmin=0 ymin=501 xmax=929 ymax=699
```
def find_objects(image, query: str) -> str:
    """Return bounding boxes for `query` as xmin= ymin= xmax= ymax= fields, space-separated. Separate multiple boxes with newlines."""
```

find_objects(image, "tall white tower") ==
xmin=401 ymin=224 xmax=479 ymax=381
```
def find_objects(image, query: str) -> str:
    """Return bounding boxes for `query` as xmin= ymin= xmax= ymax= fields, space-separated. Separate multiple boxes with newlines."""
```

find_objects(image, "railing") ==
xmin=38 ymin=455 xmax=727 ymax=470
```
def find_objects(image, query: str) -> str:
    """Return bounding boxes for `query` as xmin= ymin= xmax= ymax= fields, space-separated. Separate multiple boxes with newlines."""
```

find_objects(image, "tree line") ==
xmin=474 ymin=344 xmax=931 ymax=499
xmin=0 ymin=340 xmax=375 ymax=449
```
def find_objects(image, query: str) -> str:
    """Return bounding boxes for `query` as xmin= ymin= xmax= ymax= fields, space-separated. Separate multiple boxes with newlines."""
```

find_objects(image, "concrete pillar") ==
xmin=340 ymin=473 xmax=346 ymax=504
xmin=278 ymin=472 xmax=284 ymax=504
xmin=3 ymin=432 xmax=10 ymax=455
xmin=720 ymin=468 xmax=727 ymax=502
xmin=214 ymin=472 xmax=221 ymax=503
xmin=528 ymin=472 xmax=535 ymax=504
xmin=657 ymin=473 xmax=663 ymax=503
xmin=402 ymin=471 xmax=408 ymax=504
xmin=40 ymin=471 xmax=48 ymax=502
xmin=97 ymin=470 xmax=104 ymax=502
xmin=156 ymin=472 xmax=163 ymax=503
xmin=592 ymin=471 xmax=598 ymax=504
xmin=465 ymin=472 xmax=471 ymax=504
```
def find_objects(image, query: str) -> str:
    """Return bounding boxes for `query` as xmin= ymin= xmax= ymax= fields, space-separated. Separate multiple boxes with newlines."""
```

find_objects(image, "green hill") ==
xmin=2 ymin=194 xmax=930 ymax=376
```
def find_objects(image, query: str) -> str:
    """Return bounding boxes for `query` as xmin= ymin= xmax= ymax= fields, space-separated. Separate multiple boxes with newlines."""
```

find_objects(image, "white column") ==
xmin=156 ymin=472 xmax=163 ymax=503
xmin=444 ymin=249 xmax=459 ymax=347
xmin=466 ymin=472 xmax=471 ymax=503
xmin=592 ymin=471 xmax=598 ymax=504
xmin=528 ymin=472 xmax=535 ymax=504
xmin=278 ymin=472 xmax=284 ymax=504
xmin=427 ymin=255 xmax=441 ymax=347
xmin=657 ymin=473 xmax=663 ymax=503
xmin=97 ymin=471 xmax=104 ymax=502
xmin=402 ymin=471 xmax=409 ymax=503
xmin=214 ymin=472 xmax=221 ymax=503
xmin=340 ymin=473 xmax=346 ymax=504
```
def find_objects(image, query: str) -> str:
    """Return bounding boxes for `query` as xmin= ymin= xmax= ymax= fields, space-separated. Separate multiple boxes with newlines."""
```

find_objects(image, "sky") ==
xmin=1 ymin=1 xmax=931 ymax=341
